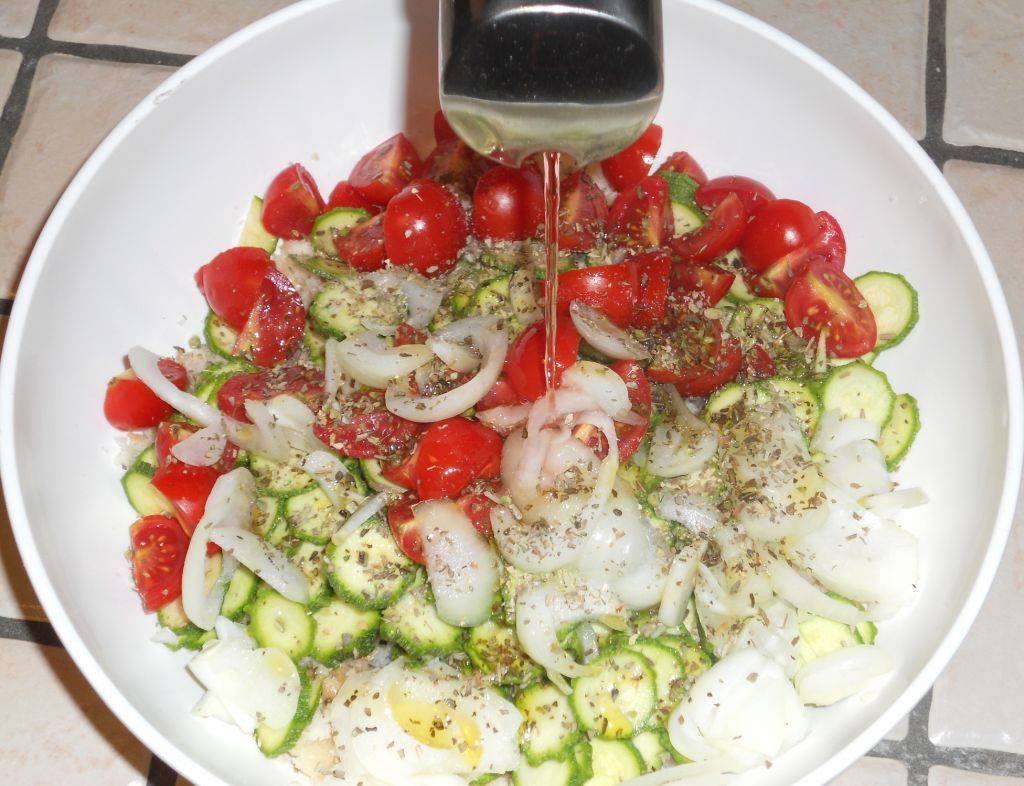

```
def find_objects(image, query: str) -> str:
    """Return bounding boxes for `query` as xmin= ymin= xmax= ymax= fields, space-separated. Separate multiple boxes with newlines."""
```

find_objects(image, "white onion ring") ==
xmin=332 ymin=492 xmax=391 ymax=544
xmin=241 ymin=400 xmax=291 ymax=461
xmin=385 ymin=316 xmax=508 ymax=423
xmin=366 ymin=269 xmax=443 ymax=330
xmin=475 ymin=403 xmax=531 ymax=434
xmin=811 ymin=410 xmax=881 ymax=454
xmin=128 ymin=346 xmax=220 ymax=427
xmin=863 ymin=487 xmax=929 ymax=516
xmin=209 ymin=527 xmax=309 ymax=604
xmin=646 ymin=387 xmax=718 ymax=478
xmin=569 ymin=301 xmax=649 ymax=360
xmin=795 ymin=645 xmax=894 ymax=706
xmin=335 ymin=331 xmax=433 ymax=389
xmin=427 ymin=336 xmax=480 ymax=373
xmin=324 ymin=338 xmax=359 ymax=398
xmin=170 ymin=421 xmax=227 ymax=467
xmin=768 ymin=557 xmax=870 ymax=625
xmin=300 ymin=450 xmax=352 ymax=507
xmin=658 ymin=540 xmax=708 ymax=627
xmin=562 ymin=360 xmax=632 ymax=419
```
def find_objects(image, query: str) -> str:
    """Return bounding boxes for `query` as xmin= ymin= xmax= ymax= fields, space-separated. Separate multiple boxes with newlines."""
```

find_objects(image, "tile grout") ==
xmin=146 ymin=754 xmax=178 ymax=786
xmin=0 ymin=615 xmax=62 ymax=647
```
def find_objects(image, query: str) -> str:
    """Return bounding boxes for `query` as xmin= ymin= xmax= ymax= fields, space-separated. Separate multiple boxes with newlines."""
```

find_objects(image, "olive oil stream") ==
xmin=541 ymin=150 xmax=561 ymax=392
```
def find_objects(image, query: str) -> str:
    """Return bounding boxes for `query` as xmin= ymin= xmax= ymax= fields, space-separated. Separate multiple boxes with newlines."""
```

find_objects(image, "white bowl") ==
xmin=1 ymin=1 xmax=1020 ymax=784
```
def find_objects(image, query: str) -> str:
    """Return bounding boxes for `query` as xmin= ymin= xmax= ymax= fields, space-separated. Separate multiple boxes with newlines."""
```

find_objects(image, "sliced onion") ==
xmin=386 ymin=316 xmax=508 ymax=423
xmin=510 ymin=266 xmax=542 ymax=326
xmin=655 ymin=496 xmax=720 ymax=534
xmin=491 ymin=502 xmax=584 ymax=573
xmin=366 ymin=269 xmax=443 ymax=330
xmin=171 ymin=421 xmax=227 ymax=467
xmin=820 ymin=439 xmax=892 ymax=499
xmin=182 ymin=468 xmax=254 ymax=630
xmin=335 ymin=331 xmax=433 ymax=389
xmin=210 ymin=527 xmax=309 ymax=604
xmin=427 ymin=336 xmax=481 ymax=373
xmin=562 ymin=360 xmax=632 ymax=418
xmin=620 ymin=759 xmax=736 ymax=785
xmin=768 ymin=557 xmax=870 ymax=625
xmin=300 ymin=449 xmax=352 ymax=507
xmin=795 ymin=645 xmax=893 ymax=706
xmin=863 ymin=487 xmax=930 ymax=516
xmin=647 ymin=388 xmax=718 ymax=478
xmin=241 ymin=400 xmax=291 ymax=462
xmin=129 ymin=346 xmax=220 ymax=427
xmin=324 ymin=338 xmax=359 ymax=399
xmin=417 ymin=500 xmax=500 ymax=627
xmin=476 ymin=403 xmax=531 ymax=434
xmin=811 ymin=410 xmax=881 ymax=454
xmin=332 ymin=492 xmax=390 ymax=544
xmin=575 ymin=410 xmax=619 ymax=509
xmin=659 ymin=541 xmax=708 ymax=626
xmin=569 ymin=301 xmax=649 ymax=360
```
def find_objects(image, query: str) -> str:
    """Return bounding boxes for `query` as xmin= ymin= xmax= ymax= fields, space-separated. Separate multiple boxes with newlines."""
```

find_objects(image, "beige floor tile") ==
xmin=830 ymin=757 xmax=909 ymax=786
xmin=945 ymin=0 xmax=1024 ymax=153
xmin=0 ymin=638 xmax=150 ymax=784
xmin=49 ymin=0 xmax=295 ymax=56
xmin=0 ymin=50 xmax=22 ymax=109
xmin=930 ymin=768 xmax=1024 ymax=786
xmin=723 ymin=0 xmax=928 ymax=138
xmin=0 ymin=54 xmax=174 ymax=298
xmin=0 ymin=0 xmax=38 ymax=38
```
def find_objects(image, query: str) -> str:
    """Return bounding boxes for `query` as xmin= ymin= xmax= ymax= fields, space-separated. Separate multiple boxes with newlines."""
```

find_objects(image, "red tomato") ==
xmin=696 ymin=175 xmax=775 ymax=215
xmin=217 ymin=365 xmax=324 ymax=422
xmin=388 ymin=494 xmax=424 ymax=564
xmin=742 ymin=344 xmax=777 ymax=380
xmin=195 ymin=247 xmax=274 ymax=331
xmin=555 ymin=263 xmax=637 ymax=327
xmin=811 ymin=211 xmax=846 ymax=269
xmin=423 ymin=140 xmax=490 ymax=196
xmin=394 ymin=322 xmax=428 ymax=346
xmin=103 ymin=359 xmax=187 ymax=431
xmin=648 ymin=315 xmax=742 ymax=396
xmin=455 ymin=492 xmax=497 ymax=537
xmin=601 ymin=124 xmax=662 ymax=191
xmin=750 ymin=212 xmax=848 ymax=298
xmin=326 ymin=180 xmax=380 ymax=215
xmin=155 ymin=421 xmax=239 ymax=473
xmin=669 ymin=192 xmax=747 ymax=263
xmin=384 ymin=180 xmax=468 ymax=277
xmin=349 ymin=133 xmax=422 ymax=206
xmin=784 ymin=260 xmax=877 ymax=358
xmin=234 ymin=269 xmax=306 ymax=367
xmin=381 ymin=446 xmax=419 ymax=490
xmin=130 ymin=515 xmax=189 ymax=612
xmin=333 ymin=212 xmax=387 ymax=272
xmin=627 ymin=251 xmax=672 ymax=329
xmin=559 ymin=171 xmax=609 ymax=251
xmin=670 ymin=260 xmax=735 ymax=307
xmin=608 ymin=175 xmax=673 ymax=248
xmin=655 ymin=151 xmax=708 ymax=185
xmin=415 ymin=417 xmax=503 ymax=500
xmin=739 ymin=199 xmax=818 ymax=273
xmin=314 ymin=390 xmax=422 ymax=459
xmin=611 ymin=359 xmax=652 ymax=461
xmin=505 ymin=320 xmax=580 ymax=401
xmin=434 ymin=110 xmax=457 ymax=144
xmin=471 ymin=166 xmax=544 ymax=241
xmin=262 ymin=164 xmax=324 ymax=239
xmin=477 ymin=376 xmax=522 ymax=411
xmin=151 ymin=462 xmax=221 ymax=536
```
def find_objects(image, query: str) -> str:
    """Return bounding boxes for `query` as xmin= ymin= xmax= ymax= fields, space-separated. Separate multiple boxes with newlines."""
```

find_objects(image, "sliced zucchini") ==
xmin=285 ymin=487 xmax=344 ymax=545
xmin=704 ymin=382 xmax=747 ymax=419
xmin=856 ymin=620 xmax=879 ymax=645
xmin=309 ymin=276 xmax=405 ymax=339
xmin=359 ymin=458 xmax=408 ymax=493
xmin=249 ymin=448 xmax=317 ymax=497
xmin=627 ymin=639 xmax=686 ymax=719
xmin=290 ymin=540 xmax=331 ymax=609
xmin=855 ymin=271 xmax=918 ymax=351
xmin=726 ymin=273 xmax=755 ymax=303
xmin=829 ymin=350 xmax=878 ymax=368
xmin=878 ymin=392 xmax=920 ymax=470
xmin=631 ymin=729 xmax=669 ymax=772
xmin=764 ymin=377 xmax=821 ymax=435
xmin=299 ymin=254 xmax=356 ymax=282
xmin=574 ymin=741 xmax=594 ymax=782
xmin=303 ymin=322 xmax=327 ymax=369
xmin=797 ymin=613 xmax=858 ymax=663
xmin=583 ymin=739 xmax=644 ymax=786
xmin=380 ymin=578 xmax=464 ymax=657
xmin=466 ymin=620 xmax=542 ymax=687
xmin=156 ymin=598 xmax=216 ymax=651
xmin=252 ymin=495 xmax=287 ymax=545
xmin=659 ymin=172 xmax=705 ymax=235
xmin=239 ymin=195 xmax=278 ymax=254
xmin=512 ymin=756 xmax=578 ymax=786
xmin=255 ymin=670 xmax=321 ymax=757
xmin=657 ymin=634 xmax=713 ymax=683
xmin=325 ymin=517 xmax=415 ymax=610
xmin=205 ymin=311 xmax=241 ymax=361
xmin=516 ymin=682 xmax=581 ymax=764
xmin=247 ymin=585 xmax=315 ymax=660
xmin=819 ymin=361 xmax=895 ymax=429
xmin=310 ymin=207 xmax=370 ymax=257
xmin=121 ymin=467 xmax=173 ymax=517
xmin=220 ymin=566 xmax=258 ymax=621
xmin=570 ymin=649 xmax=657 ymax=739
xmin=311 ymin=597 xmax=379 ymax=666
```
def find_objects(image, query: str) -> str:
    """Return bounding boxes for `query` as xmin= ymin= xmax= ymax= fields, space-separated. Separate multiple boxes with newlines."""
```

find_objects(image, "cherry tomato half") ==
xmin=751 ymin=212 xmax=848 ymax=298
xmin=741 ymin=344 xmax=777 ymax=380
xmin=388 ymin=494 xmax=425 ymax=564
xmin=611 ymin=359 xmax=652 ymax=461
xmin=555 ymin=262 xmax=637 ymax=327
xmin=423 ymin=140 xmax=490 ymax=197
xmin=332 ymin=212 xmax=387 ymax=272
xmin=381 ymin=445 xmax=419 ymax=490
xmin=477 ymin=376 xmax=522 ymax=411
xmin=314 ymin=390 xmax=422 ymax=459
xmin=655 ymin=151 xmax=708 ymax=185
xmin=434 ymin=109 xmax=457 ymax=144
xmin=647 ymin=315 xmax=742 ymax=397
xmin=103 ymin=359 xmax=187 ymax=431
xmin=261 ymin=164 xmax=325 ymax=239
xmin=784 ymin=259 xmax=877 ymax=358
xmin=155 ymin=421 xmax=239 ymax=473
xmin=217 ymin=365 xmax=324 ymax=422
xmin=670 ymin=260 xmax=735 ymax=307
xmin=739 ymin=199 xmax=818 ymax=273
xmin=349 ymin=133 xmax=422 ymax=206
xmin=195 ymin=247 xmax=275 ymax=332
xmin=627 ymin=250 xmax=672 ymax=329
xmin=415 ymin=417 xmax=503 ymax=500
xmin=669 ymin=192 xmax=747 ymax=263
xmin=504 ymin=320 xmax=581 ymax=402
xmin=559 ymin=171 xmax=609 ymax=251
xmin=384 ymin=180 xmax=468 ymax=277
xmin=696 ymin=175 xmax=775 ymax=215
xmin=234 ymin=269 xmax=306 ymax=368
xmin=471 ymin=166 xmax=544 ymax=241
xmin=601 ymin=124 xmax=662 ymax=191
xmin=326 ymin=180 xmax=380 ymax=215
xmin=151 ymin=462 xmax=221 ymax=537
xmin=130 ymin=515 xmax=189 ymax=612
xmin=608 ymin=175 xmax=674 ymax=248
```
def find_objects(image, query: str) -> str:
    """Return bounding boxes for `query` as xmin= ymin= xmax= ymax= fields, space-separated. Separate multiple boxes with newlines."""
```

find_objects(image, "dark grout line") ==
xmin=43 ymin=40 xmax=193 ymax=68
xmin=146 ymin=754 xmax=179 ymax=786
xmin=920 ymin=0 xmax=948 ymax=165
xmin=0 ymin=615 xmax=63 ymax=648
xmin=926 ymin=141 xmax=1024 ymax=171
xmin=0 ymin=298 xmax=12 ymax=316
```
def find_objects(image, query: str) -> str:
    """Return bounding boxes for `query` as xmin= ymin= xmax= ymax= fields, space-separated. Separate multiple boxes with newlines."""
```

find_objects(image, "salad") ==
xmin=104 ymin=114 xmax=925 ymax=786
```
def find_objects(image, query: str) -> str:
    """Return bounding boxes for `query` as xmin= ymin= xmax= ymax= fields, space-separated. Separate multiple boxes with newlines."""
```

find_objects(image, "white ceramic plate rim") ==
xmin=1 ymin=1 xmax=1020 ymax=784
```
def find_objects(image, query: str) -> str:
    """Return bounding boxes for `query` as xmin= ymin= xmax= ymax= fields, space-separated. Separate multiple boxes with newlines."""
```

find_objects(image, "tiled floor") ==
xmin=0 ymin=1 xmax=1021 ymax=785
